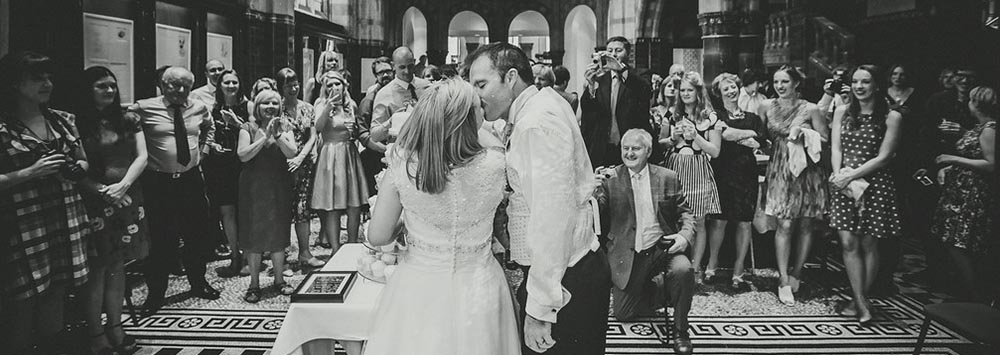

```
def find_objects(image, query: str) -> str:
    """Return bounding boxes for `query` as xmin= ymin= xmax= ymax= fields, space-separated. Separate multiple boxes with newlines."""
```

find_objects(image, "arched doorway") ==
xmin=564 ymin=5 xmax=597 ymax=94
xmin=447 ymin=11 xmax=489 ymax=64
xmin=402 ymin=7 xmax=427 ymax=59
xmin=508 ymin=10 xmax=549 ymax=62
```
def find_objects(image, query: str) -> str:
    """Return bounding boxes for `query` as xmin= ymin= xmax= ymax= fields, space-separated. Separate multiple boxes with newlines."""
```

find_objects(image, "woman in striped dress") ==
xmin=662 ymin=71 xmax=722 ymax=282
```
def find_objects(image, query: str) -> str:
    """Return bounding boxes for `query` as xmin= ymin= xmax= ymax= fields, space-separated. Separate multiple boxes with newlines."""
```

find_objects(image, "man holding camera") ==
xmin=129 ymin=67 xmax=221 ymax=316
xmin=818 ymin=66 xmax=851 ymax=121
xmin=595 ymin=128 xmax=696 ymax=355
xmin=581 ymin=36 xmax=655 ymax=168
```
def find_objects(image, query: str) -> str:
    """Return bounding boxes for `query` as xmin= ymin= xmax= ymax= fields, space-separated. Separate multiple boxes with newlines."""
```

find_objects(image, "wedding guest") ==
xmin=421 ymin=64 xmax=442 ymax=82
xmin=759 ymin=65 xmax=829 ymax=305
xmin=0 ymin=50 xmax=92 ymax=354
xmin=468 ymin=42 xmax=610 ymax=355
xmin=580 ymin=36 xmax=654 ymax=168
xmin=829 ymin=65 xmax=904 ymax=324
xmin=248 ymin=78 xmax=277 ymax=116
xmin=369 ymin=46 xmax=430 ymax=145
xmin=191 ymin=59 xmax=225 ymax=108
xmin=205 ymin=69 xmax=248 ymax=277
xmin=130 ymin=66 xmax=220 ymax=316
xmin=552 ymin=65 xmax=579 ymax=113
xmin=738 ymin=68 xmax=766 ymax=114
xmin=358 ymin=57 xmax=394 ymax=197
xmin=304 ymin=50 xmax=343 ymax=105
xmin=311 ymin=70 xmax=368 ymax=251
xmin=533 ymin=63 xmax=555 ymax=89
xmin=276 ymin=67 xmax=324 ymax=270
xmin=660 ymin=71 xmax=722 ymax=283
xmin=706 ymin=73 xmax=766 ymax=290
xmin=937 ymin=67 xmax=956 ymax=92
xmin=932 ymin=86 xmax=997 ymax=302
xmin=596 ymin=129 xmax=696 ymax=354
xmin=237 ymin=90 xmax=298 ymax=302
xmin=818 ymin=65 xmax=851 ymax=121
xmin=75 ymin=66 xmax=149 ymax=355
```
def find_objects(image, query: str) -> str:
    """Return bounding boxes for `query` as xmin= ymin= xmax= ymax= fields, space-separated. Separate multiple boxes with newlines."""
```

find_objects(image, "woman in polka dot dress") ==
xmin=828 ymin=65 xmax=903 ymax=325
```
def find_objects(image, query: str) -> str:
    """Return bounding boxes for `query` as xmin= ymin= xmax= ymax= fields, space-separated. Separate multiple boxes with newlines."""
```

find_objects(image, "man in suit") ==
xmin=581 ymin=36 xmax=655 ymax=168
xmin=596 ymin=128 xmax=696 ymax=355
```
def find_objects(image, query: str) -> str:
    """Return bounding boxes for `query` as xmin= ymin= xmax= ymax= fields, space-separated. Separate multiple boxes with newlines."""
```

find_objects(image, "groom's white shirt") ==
xmin=506 ymin=86 xmax=599 ymax=323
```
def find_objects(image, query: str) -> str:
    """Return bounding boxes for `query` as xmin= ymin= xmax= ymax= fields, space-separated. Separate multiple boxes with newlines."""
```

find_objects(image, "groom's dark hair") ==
xmin=464 ymin=42 xmax=533 ymax=84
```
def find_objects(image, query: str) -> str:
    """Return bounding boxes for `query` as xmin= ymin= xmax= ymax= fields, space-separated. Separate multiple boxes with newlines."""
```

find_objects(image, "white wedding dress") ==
xmin=365 ymin=148 xmax=521 ymax=355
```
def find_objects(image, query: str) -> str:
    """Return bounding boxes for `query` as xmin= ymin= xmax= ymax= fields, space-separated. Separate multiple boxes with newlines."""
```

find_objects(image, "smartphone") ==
xmin=913 ymin=170 xmax=934 ymax=186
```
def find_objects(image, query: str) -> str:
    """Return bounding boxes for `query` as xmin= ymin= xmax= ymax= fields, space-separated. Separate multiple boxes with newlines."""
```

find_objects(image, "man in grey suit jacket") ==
xmin=595 ymin=128 xmax=696 ymax=355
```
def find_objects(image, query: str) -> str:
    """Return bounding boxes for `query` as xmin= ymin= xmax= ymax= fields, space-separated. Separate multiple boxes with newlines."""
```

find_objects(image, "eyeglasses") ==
xmin=376 ymin=69 xmax=394 ymax=76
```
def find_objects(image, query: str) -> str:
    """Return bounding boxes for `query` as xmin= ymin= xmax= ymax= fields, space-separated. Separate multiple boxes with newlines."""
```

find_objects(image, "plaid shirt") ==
xmin=1 ymin=109 xmax=91 ymax=300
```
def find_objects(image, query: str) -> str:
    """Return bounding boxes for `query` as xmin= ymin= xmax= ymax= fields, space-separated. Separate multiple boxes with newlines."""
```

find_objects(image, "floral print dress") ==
xmin=932 ymin=121 xmax=997 ymax=253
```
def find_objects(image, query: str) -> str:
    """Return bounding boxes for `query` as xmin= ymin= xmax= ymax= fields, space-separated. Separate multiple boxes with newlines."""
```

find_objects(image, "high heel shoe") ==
xmin=704 ymin=269 xmax=717 ymax=284
xmin=299 ymin=256 xmax=326 ymax=267
xmin=789 ymin=275 xmax=801 ymax=293
xmin=778 ymin=286 xmax=795 ymax=305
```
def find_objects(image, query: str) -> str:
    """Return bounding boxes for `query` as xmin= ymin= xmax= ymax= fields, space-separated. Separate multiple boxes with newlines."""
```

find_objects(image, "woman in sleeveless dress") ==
xmin=366 ymin=78 xmax=520 ymax=355
xmin=206 ymin=69 xmax=249 ymax=277
xmin=661 ymin=71 xmax=722 ymax=283
xmin=829 ymin=65 xmax=903 ymax=324
xmin=311 ymin=70 xmax=369 ymax=253
xmin=759 ymin=66 xmax=830 ymax=305
xmin=932 ymin=86 xmax=997 ymax=302
xmin=237 ymin=90 xmax=298 ymax=302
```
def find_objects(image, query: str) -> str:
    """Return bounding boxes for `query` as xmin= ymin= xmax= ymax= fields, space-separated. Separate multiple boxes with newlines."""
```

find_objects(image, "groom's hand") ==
xmin=524 ymin=314 xmax=556 ymax=352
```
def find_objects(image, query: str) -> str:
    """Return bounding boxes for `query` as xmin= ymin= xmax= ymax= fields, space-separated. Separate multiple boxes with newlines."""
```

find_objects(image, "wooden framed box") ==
xmin=291 ymin=271 xmax=357 ymax=303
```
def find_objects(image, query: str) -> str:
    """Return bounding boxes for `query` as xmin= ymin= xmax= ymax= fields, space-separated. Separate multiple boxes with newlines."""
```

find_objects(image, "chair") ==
xmin=914 ymin=302 xmax=1000 ymax=354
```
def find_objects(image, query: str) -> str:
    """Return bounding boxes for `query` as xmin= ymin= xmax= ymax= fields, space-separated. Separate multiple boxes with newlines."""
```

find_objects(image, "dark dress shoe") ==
xmin=672 ymin=333 xmax=693 ymax=355
xmin=190 ymin=284 xmax=221 ymax=300
xmin=143 ymin=297 xmax=165 ymax=317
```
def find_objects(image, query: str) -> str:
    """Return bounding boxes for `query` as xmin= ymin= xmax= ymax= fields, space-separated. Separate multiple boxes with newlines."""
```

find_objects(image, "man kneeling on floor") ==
xmin=595 ymin=128 xmax=696 ymax=355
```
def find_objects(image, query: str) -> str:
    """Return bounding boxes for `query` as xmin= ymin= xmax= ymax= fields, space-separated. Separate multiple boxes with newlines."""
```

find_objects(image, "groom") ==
xmin=468 ymin=43 xmax=611 ymax=355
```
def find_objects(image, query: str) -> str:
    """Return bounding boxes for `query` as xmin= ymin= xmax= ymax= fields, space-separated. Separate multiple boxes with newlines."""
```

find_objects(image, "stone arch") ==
xmin=563 ymin=5 xmax=598 ymax=93
xmin=508 ymin=10 xmax=550 ymax=61
xmin=401 ymin=6 xmax=428 ymax=58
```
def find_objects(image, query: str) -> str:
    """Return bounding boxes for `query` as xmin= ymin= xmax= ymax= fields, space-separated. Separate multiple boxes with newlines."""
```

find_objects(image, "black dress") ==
xmin=203 ymin=101 xmax=248 ymax=207
xmin=710 ymin=108 xmax=766 ymax=222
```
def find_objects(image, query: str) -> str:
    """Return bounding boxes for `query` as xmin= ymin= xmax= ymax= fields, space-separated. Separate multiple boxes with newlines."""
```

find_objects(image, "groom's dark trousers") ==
xmin=517 ymin=249 xmax=611 ymax=355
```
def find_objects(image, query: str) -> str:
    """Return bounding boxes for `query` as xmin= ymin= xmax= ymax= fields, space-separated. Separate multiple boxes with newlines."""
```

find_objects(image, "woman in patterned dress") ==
xmin=706 ymin=73 xmax=767 ymax=290
xmin=311 ymin=70 xmax=369 ymax=254
xmin=277 ymin=68 xmax=324 ymax=271
xmin=661 ymin=71 xmax=722 ymax=282
xmin=0 ymin=51 xmax=92 ymax=353
xmin=75 ymin=66 xmax=150 ymax=355
xmin=829 ymin=65 xmax=903 ymax=324
xmin=932 ymin=86 xmax=997 ymax=302
xmin=206 ymin=69 xmax=249 ymax=277
xmin=758 ymin=65 xmax=830 ymax=305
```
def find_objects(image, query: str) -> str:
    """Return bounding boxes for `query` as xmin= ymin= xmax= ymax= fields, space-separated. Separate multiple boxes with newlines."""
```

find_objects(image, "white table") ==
xmin=271 ymin=244 xmax=384 ymax=355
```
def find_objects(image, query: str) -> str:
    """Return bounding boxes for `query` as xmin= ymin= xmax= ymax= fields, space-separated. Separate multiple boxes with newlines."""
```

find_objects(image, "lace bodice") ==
xmin=385 ymin=148 xmax=506 ymax=270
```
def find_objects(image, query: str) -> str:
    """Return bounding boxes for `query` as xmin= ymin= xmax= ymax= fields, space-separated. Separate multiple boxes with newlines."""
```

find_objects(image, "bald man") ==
xmin=129 ymin=67 xmax=221 ymax=316
xmin=191 ymin=59 xmax=225 ymax=108
xmin=369 ymin=46 xmax=431 ymax=144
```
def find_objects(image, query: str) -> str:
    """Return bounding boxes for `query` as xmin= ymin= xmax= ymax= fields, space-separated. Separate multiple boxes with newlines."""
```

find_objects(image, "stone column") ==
xmin=245 ymin=0 xmax=295 ymax=83
xmin=698 ymin=11 xmax=743 ymax=81
xmin=739 ymin=9 xmax=765 ymax=72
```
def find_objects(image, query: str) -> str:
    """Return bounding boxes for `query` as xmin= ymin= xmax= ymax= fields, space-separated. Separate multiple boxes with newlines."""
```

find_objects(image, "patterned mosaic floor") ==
xmin=118 ymin=230 xmax=985 ymax=354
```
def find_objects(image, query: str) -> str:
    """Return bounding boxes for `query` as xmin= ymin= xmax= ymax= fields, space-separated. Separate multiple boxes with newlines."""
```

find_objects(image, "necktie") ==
xmin=171 ymin=104 xmax=191 ymax=166
xmin=632 ymin=171 xmax=643 ymax=252
xmin=609 ymin=73 xmax=622 ymax=144
xmin=407 ymin=83 xmax=418 ymax=102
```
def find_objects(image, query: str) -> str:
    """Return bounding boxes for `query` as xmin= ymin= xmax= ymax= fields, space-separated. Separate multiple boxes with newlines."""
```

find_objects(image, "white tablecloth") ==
xmin=271 ymin=244 xmax=385 ymax=355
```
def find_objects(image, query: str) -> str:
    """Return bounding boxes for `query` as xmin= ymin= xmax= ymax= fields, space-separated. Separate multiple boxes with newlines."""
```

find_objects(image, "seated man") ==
xmin=595 ymin=128 xmax=696 ymax=355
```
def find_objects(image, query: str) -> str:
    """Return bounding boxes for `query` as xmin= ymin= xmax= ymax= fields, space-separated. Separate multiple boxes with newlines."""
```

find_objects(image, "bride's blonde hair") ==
xmin=394 ymin=78 xmax=483 ymax=194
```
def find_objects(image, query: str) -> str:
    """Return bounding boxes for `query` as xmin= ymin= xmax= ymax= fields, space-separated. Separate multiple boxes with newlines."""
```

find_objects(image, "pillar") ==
xmin=245 ymin=0 xmax=294 ymax=84
xmin=739 ymin=9 xmax=765 ymax=72
xmin=698 ymin=11 xmax=742 ymax=81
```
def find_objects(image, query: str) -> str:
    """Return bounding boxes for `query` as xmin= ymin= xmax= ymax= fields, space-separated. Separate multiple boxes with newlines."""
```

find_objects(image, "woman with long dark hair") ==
xmin=75 ymin=65 xmax=150 ymax=354
xmin=829 ymin=65 xmax=903 ymax=324
xmin=205 ymin=69 xmax=248 ymax=277
xmin=0 ymin=51 xmax=92 ymax=354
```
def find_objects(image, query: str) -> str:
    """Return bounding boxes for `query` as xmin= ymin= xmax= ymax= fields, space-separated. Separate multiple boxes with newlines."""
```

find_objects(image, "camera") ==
xmin=591 ymin=51 xmax=608 ymax=66
xmin=43 ymin=149 xmax=86 ymax=182
xmin=912 ymin=170 xmax=934 ymax=187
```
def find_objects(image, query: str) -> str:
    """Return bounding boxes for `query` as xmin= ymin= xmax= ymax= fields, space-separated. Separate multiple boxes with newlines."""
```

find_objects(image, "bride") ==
xmin=365 ymin=78 xmax=521 ymax=355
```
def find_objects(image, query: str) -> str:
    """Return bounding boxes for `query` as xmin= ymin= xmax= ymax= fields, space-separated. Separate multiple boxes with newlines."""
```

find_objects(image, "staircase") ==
xmin=806 ymin=16 xmax=854 ymax=77
xmin=763 ymin=10 xmax=855 ymax=80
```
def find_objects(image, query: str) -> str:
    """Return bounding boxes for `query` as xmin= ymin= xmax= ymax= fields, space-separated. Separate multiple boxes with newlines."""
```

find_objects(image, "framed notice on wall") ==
xmin=156 ymin=23 xmax=191 ymax=70
xmin=207 ymin=32 xmax=233 ymax=69
xmin=83 ymin=13 xmax=135 ymax=104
